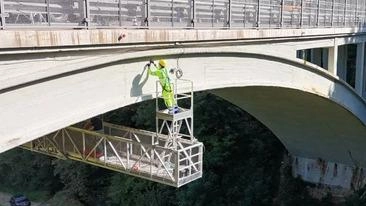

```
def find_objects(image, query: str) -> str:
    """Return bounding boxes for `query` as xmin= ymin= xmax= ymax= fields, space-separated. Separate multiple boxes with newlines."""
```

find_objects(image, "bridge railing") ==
xmin=0 ymin=0 xmax=365 ymax=29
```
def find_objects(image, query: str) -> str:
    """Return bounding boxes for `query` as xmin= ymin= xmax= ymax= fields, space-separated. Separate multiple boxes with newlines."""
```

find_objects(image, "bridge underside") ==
xmin=214 ymin=87 xmax=366 ymax=167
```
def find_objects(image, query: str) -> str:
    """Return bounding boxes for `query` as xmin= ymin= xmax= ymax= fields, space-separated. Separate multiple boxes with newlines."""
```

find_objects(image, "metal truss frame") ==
xmin=22 ymin=122 xmax=202 ymax=187
xmin=21 ymin=79 xmax=203 ymax=187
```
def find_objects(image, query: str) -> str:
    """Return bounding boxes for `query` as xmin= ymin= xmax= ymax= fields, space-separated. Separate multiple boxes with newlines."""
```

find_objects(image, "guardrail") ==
xmin=21 ymin=121 xmax=203 ymax=187
xmin=0 ymin=0 xmax=365 ymax=29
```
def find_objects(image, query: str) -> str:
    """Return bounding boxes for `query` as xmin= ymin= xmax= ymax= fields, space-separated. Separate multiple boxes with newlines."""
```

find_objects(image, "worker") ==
xmin=83 ymin=117 xmax=103 ymax=133
xmin=148 ymin=59 xmax=177 ymax=114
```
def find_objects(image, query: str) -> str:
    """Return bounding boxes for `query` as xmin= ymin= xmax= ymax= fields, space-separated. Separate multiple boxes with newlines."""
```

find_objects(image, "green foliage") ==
xmin=106 ymin=174 xmax=176 ymax=206
xmin=45 ymin=190 xmax=84 ymax=206
xmin=0 ymin=148 xmax=60 ymax=193
xmin=103 ymin=93 xmax=286 ymax=206
xmin=53 ymin=159 xmax=111 ymax=205
xmin=0 ymin=92 xmax=338 ymax=205
xmin=52 ymin=160 xmax=90 ymax=200
xmin=345 ymin=186 xmax=366 ymax=205
xmin=23 ymin=191 xmax=51 ymax=202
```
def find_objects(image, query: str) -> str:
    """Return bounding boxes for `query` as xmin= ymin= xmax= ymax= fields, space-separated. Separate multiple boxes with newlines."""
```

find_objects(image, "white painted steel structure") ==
xmin=21 ymin=123 xmax=203 ymax=187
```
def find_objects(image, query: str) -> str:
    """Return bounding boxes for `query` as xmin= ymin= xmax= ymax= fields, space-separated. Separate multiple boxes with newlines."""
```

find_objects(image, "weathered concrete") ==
xmin=214 ymin=85 xmax=366 ymax=167
xmin=292 ymin=156 xmax=363 ymax=190
xmin=3 ymin=34 xmax=366 ymax=93
xmin=0 ymin=46 xmax=365 ymax=169
xmin=328 ymin=45 xmax=338 ymax=75
xmin=1 ymin=27 xmax=366 ymax=49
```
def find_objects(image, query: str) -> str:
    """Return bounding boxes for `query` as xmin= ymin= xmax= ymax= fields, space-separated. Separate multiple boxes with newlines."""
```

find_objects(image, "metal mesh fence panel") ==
xmin=230 ymin=0 xmax=242 ymax=28
xmin=4 ymin=0 xmax=48 ymax=25
xmin=302 ymin=0 xmax=317 ymax=27
xmin=49 ymin=0 xmax=85 ymax=26
xmin=282 ymin=0 xmax=301 ymax=28
xmin=333 ymin=0 xmax=345 ymax=26
xmin=345 ymin=0 xmax=356 ymax=26
xmin=195 ymin=0 xmax=213 ymax=27
xmin=89 ymin=0 xmax=120 ymax=26
xmin=318 ymin=0 xmax=333 ymax=27
xmin=171 ymin=0 xmax=191 ymax=28
xmin=212 ymin=0 xmax=228 ymax=28
xmin=357 ymin=0 xmax=366 ymax=27
xmin=122 ymin=0 xmax=145 ymax=27
xmin=150 ymin=0 xmax=173 ymax=27
xmin=0 ymin=0 xmax=363 ymax=29
xmin=258 ymin=0 xmax=281 ymax=28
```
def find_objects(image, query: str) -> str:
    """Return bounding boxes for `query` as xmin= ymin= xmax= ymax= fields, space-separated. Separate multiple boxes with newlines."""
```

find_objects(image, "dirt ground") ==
xmin=0 ymin=192 xmax=45 ymax=206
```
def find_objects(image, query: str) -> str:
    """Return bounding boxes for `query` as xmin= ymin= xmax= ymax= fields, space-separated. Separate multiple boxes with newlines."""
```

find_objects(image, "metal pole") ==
xmin=257 ymin=0 xmax=260 ymax=27
xmin=269 ymin=0 xmax=271 ymax=27
xmin=103 ymin=138 xmax=107 ymax=165
xmin=175 ymin=150 xmax=179 ymax=183
xmin=84 ymin=0 xmax=90 ymax=28
xmin=191 ymin=82 xmax=194 ymax=138
xmin=62 ymin=130 xmax=65 ymax=153
xmin=171 ymin=0 xmax=174 ymax=27
xmin=300 ymin=0 xmax=304 ymax=27
xmin=228 ymin=0 xmax=232 ymax=28
xmin=191 ymin=0 xmax=195 ymax=27
xmin=145 ymin=0 xmax=150 ymax=27
xmin=344 ymin=0 xmax=347 ymax=27
xmin=0 ymin=0 xmax=5 ymax=29
xmin=331 ymin=0 xmax=335 ymax=26
xmin=46 ymin=0 xmax=51 ymax=26
xmin=290 ymin=0 xmax=295 ymax=27
xmin=243 ymin=3 xmax=246 ymax=27
xmin=211 ymin=0 xmax=214 ymax=27
xmin=364 ymin=0 xmax=366 ymax=26
xmin=355 ymin=0 xmax=358 ymax=26
xmin=82 ymin=133 xmax=86 ymax=159
xmin=316 ymin=0 xmax=320 ymax=26
xmin=118 ymin=0 xmax=122 ymax=27
xmin=280 ymin=0 xmax=284 ymax=27
xmin=156 ymin=81 xmax=159 ymax=139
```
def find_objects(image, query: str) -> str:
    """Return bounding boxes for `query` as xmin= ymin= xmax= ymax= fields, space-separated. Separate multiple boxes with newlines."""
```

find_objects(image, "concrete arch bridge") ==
xmin=0 ymin=33 xmax=365 ymax=188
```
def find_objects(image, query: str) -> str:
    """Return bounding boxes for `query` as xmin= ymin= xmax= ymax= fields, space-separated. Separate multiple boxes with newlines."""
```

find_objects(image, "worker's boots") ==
xmin=168 ymin=106 xmax=179 ymax=114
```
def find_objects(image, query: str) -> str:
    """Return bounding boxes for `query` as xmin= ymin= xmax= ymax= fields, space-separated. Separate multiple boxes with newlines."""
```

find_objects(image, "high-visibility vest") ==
xmin=149 ymin=67 xmax=172 ymax=92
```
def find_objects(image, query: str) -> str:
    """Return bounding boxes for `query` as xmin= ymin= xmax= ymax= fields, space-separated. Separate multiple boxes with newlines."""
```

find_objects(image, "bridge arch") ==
xmin=1 ymin=48 xmax=365 ymax=166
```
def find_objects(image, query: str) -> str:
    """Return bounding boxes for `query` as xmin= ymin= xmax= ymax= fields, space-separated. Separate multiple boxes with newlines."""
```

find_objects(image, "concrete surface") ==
xmin=0 ymin=45 xmax=365 ymax=168
xmin=1 ymin=27 xmax=366 ymax=49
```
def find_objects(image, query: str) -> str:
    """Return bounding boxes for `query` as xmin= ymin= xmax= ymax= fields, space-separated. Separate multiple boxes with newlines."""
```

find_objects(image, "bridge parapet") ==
xmin=0 ymin=0 xmax=365 ymax=30
xmin=1 ymin=27 xmax=365 ymax=49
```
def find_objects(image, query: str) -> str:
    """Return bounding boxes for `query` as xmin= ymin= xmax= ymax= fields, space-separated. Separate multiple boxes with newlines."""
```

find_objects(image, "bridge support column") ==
xmin=292 ymin=155 xmax=365 ymax=190
xmin=355 ymin=42 xmax=365 ymax=96
xmin=328 ymin=45 xmax=338 ymax=75
xmin=337 ymin=45 xmax=348 ymax=81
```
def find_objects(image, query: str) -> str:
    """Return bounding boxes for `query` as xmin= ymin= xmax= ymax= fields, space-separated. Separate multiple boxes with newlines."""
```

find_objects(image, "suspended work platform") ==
xmin=21 ymin=79 xmax=203 ymax=187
